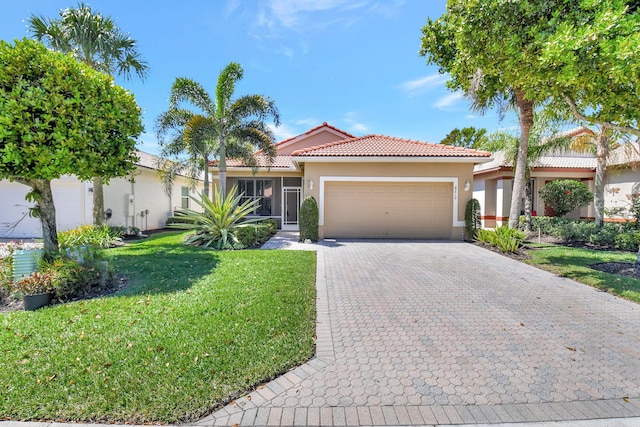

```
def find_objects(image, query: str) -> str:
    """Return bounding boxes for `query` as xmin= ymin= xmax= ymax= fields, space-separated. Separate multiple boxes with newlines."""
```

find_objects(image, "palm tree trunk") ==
xmin=203 ymin=157 xmax=210 ymax=199
xmin=509 ymin=88 xmax=534 ymax=229
xmin=92 ymin=177 xmax=104 ymax=225
xmin=218 ymin=135 xmax=227 ymax=197
xmin=594 ymin=129 xmax=609 ymax=229
xmin=16 ymin=178 xmax=59 ymax=253
xmin=524 ymin=173 xmax=533 ymax=232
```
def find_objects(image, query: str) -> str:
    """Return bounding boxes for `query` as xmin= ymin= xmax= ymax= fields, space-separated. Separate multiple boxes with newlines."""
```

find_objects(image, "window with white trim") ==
xmin=237 ymin=179 xmax=273 ymax=216
xmin=181 ymin=186 xmax=190 ymax=209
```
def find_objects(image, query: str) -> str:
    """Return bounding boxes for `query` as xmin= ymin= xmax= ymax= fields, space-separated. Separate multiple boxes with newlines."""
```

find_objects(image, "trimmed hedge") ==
xmin=299 ymin=196 xmax=319 ymax=242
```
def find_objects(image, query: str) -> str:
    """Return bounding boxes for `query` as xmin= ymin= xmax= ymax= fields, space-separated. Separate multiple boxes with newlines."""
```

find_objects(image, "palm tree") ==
xmin=28 ymin=3 xmax=149 ymax=226
xmin=570 ymin=125 xmax=621 ymax=229
xmin=156 ymin=62 xmax=280 ymax=199
xmin=482 ymin=115 xmax=572 ymax=231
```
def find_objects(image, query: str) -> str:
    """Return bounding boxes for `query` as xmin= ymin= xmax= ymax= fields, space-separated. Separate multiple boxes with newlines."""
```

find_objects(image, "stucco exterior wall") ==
xmin=0 ymin=170 xmax=202 ymax=239
xmin=302 ymin=161 xmax=475 ymax=239
xmin=276 ymin=130 xmax=349 ymax=155
xmin=604 ymin=169 xmax=640 ymax=221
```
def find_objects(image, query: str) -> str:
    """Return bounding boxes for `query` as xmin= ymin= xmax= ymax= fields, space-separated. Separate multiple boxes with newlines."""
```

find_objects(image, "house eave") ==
xmin=291 ymin=156 xmax=492 ymax=164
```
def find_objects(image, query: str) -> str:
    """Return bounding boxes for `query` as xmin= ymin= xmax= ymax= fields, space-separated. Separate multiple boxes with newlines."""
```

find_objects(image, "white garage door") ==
xmin=324 ymin=181 xmax=453 ymax=239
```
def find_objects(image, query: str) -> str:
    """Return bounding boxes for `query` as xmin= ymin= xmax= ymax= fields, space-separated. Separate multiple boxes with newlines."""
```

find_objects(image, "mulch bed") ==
xmin=591 ymin=262 xmax=640 ymax=279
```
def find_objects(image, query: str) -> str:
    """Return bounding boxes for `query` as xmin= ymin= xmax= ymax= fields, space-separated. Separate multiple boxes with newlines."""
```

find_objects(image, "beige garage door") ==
xmin=324 ymin=181 xmax=453 ymax=239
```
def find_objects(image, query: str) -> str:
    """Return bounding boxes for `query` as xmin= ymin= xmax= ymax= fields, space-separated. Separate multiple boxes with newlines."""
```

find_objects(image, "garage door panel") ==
xmin=324 ymin=181 xmax=453 ymax=239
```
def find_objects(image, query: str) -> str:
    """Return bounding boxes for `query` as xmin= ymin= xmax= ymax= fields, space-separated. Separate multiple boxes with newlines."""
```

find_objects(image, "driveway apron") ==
xmin=200 ymin=240 xmax=640 ymax=426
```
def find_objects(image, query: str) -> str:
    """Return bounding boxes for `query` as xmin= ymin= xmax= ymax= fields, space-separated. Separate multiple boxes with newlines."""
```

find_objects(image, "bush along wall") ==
xmin=299 ymin=196 xmax=319 ymax=242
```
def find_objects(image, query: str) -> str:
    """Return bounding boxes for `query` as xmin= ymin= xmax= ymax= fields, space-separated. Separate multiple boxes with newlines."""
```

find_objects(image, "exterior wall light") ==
xmin=464 ymin=180 xmax=471 ymax=191
xmin=308 ymin=179 xmax=314 ymax=190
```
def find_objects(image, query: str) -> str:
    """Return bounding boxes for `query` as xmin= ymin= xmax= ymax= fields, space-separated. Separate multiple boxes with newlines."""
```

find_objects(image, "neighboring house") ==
xmin=473 ymin=149 xmax=596 ymax=227
xmin=605 ymin=142 xmax=640 ymax=221
xmin=473 ymin=130 xmax=640 ymax=227
xmin=0 ymin=151 xmax=204 ymax=239
xmin=213 ymin=122 xmax=492 ymax=240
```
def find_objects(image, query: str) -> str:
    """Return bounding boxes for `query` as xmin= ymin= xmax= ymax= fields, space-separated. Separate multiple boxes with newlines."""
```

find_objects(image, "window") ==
xmin=181 ymin=186 xmax=190 ymax=209
xmin=238 ymin=179 xmax=273 ymax=216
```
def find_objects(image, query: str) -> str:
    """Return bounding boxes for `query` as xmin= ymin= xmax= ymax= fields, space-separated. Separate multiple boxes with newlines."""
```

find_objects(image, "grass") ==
xmin=524 ymin=243 xmax=640 ymax=303
xmin=0 ymin=232 xmax=317 ymax=424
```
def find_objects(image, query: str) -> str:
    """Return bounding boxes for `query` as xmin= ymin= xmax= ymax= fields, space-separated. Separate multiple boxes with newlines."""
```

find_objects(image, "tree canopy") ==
xmin=440 ymin=127 xmax=487 ymax=149
xmin=28 ymin=2 xmax=149 ymax=225
xmin=0 ymin=38 xmax=143 ymax=252
xmin=157 ymin=62 xmax=280 ymax=198
xmin=421 ymin=0 xmax=640 ymax=227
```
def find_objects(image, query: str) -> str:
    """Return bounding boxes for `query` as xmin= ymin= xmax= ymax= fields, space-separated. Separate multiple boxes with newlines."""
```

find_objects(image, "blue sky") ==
xmin=0 ymin=0 xmax=516 ymax=155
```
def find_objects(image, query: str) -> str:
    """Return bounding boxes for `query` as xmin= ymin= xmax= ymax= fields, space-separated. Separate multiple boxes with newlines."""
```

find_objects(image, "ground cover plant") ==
xmin=0 ymin=231 xmax=316 ymax=423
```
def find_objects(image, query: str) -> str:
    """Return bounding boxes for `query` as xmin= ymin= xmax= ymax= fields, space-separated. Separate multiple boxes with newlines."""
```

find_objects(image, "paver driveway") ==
xmin=200 ymin=240 xmax=640 ymax=426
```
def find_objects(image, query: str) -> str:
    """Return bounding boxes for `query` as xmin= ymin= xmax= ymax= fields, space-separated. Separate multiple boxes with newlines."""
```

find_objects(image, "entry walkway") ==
xmin=199 ymin=238 xmax=640 ymax=426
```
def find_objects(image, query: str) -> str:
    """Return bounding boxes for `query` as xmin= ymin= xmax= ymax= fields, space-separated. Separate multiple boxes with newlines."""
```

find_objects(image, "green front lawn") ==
xmin=525 ymin=244 xmax=640 ymax=303
xmin=0 ymin=232 xmax=317 ymax=424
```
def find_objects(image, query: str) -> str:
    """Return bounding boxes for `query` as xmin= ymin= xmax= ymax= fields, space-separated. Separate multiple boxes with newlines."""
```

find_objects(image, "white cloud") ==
xmin=268 ymin=0 xmax=367 ymax=29
xmin=295 ymin=117 xmax=320 ymax=126
xmin=433 ymin=92 xmax=464 ymax=109
xmin=344 ymin=112 xmax=368 ymax=134
xmin=399 ymin=74 xmax=448 ymax=98
xmin=269 ymin=123 xmax=298 ymax=141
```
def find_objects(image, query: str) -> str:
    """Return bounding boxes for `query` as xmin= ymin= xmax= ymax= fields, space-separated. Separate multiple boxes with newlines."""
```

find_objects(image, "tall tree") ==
xmin=156 ymin=62 xmax=280 ymax=198
xmin=28 ymin=2 xmax=149 ymax=226
xmin=422 ymin=0 xmax=640 ymax=228
xmin=481 ymin=115 xmax=572 ymax=231
xmin=0 ymin=39 xmax=143 ymax=253
xmin=440 ymin=127 xmax=487 ymax=149
xmin=421 ymin=1 xmax=550 ymax=228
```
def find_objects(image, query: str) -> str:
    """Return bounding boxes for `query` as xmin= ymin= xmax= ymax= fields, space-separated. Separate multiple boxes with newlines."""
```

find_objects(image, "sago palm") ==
xmin=28 ymin=3 xmax=149 ymax=226
xmin=156 ymin=62 xmax=280 ymax=199
xmin=168 ymin=185 xmax=261 ymax=249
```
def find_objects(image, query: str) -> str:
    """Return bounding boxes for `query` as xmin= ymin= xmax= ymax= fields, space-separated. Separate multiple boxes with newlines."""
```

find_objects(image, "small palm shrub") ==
xmin=299 ymin=196 xmax=319 ymax=242
xmin=539 ymin=179 xmax=593 ymax=217
xmin=464 ymin=198 xmax=481 ymax=241
xmin=58 ymin=225 xmax=124 ymax=249
xmin=476 ymin=226 xmax=526 ymax=253
xmin=168 ymin=185 xmax=261 ymax=250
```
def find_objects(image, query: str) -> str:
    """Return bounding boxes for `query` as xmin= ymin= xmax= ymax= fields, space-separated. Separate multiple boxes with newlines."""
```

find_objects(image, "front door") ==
xmin=282 ymin=187 xmax=302 ymax=231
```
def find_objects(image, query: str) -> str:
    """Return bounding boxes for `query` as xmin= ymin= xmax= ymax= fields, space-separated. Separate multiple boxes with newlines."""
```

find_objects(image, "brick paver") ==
xmin=200 ymin=239 xmax=640 ymax=426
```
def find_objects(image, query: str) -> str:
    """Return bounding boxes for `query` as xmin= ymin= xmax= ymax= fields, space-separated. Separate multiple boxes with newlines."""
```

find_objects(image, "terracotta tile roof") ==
xmin=609 ymin=142 xmax=640 ymax=166
xmin=474 ymin=150 xmax=596 ymax=173
xmin=212 ymin=155 xmax=295 ymax=169
xmin=275 ymin=122 xmax=355 ymax=148
xmin=291 ymin=134 xmax=491 ymax=158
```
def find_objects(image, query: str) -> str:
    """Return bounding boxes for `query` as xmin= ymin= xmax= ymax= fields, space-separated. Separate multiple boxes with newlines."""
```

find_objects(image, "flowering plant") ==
xmin=13 ymin=271 xmax=55 ymax=295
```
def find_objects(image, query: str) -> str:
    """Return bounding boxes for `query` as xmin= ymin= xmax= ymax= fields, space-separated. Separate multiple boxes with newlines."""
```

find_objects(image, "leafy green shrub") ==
xmin=614 ymin=231 xmax=640 ymax=252
xmin=40 ymin=249 xmax=114 ymax=301
xmin=464 ymin=198 xmax=481 ymax=241
xmin=0 ymin=257 xmax=13 ymax=301
xmin=58 ymin=225 xmax=123 ymax=249
xmin=476 ymin=226 xmax=525 ymax=253
xmin=168 ymin=185 xmax=261 ymax=250
xmin=13 ymin=271 xmax=55 ymax=295
xmin=299 ymin=196 xmax=319 ymax=242
xmin=236 ymin=222 xmax=277 ymax=248
xmin=632 ymin=197 xmax=640 ymax=229
xmin=538 ymin=179 xmax=593 ymax=217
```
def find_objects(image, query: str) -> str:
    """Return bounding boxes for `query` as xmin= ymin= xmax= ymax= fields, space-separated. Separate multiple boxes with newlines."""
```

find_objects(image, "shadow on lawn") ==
xmin=107 ymin=234 xmax=220 ymax=296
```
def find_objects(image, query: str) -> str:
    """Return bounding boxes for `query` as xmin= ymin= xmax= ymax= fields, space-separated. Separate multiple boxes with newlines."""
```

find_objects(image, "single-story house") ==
xmin=605 ymin=142 xmax=640 ymax=221
xmin=473 ymin=129 xmax=640 ymax=227
xmin=213 ymin=122 xmax=492 ymax=240
xmin=0 ymin=151 xmax=205 ymax=239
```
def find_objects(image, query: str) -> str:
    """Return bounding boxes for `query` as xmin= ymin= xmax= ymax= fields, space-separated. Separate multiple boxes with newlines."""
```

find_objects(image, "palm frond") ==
xmin=28 ymin=3 xmax=148 ymax=80
xmin=169 ymin=77 xmax=214 ymax=114
xmin=216 ymin=62 xmax=244 ymax=118
xmin=230 ymin=94 xmax=280 ymax=126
